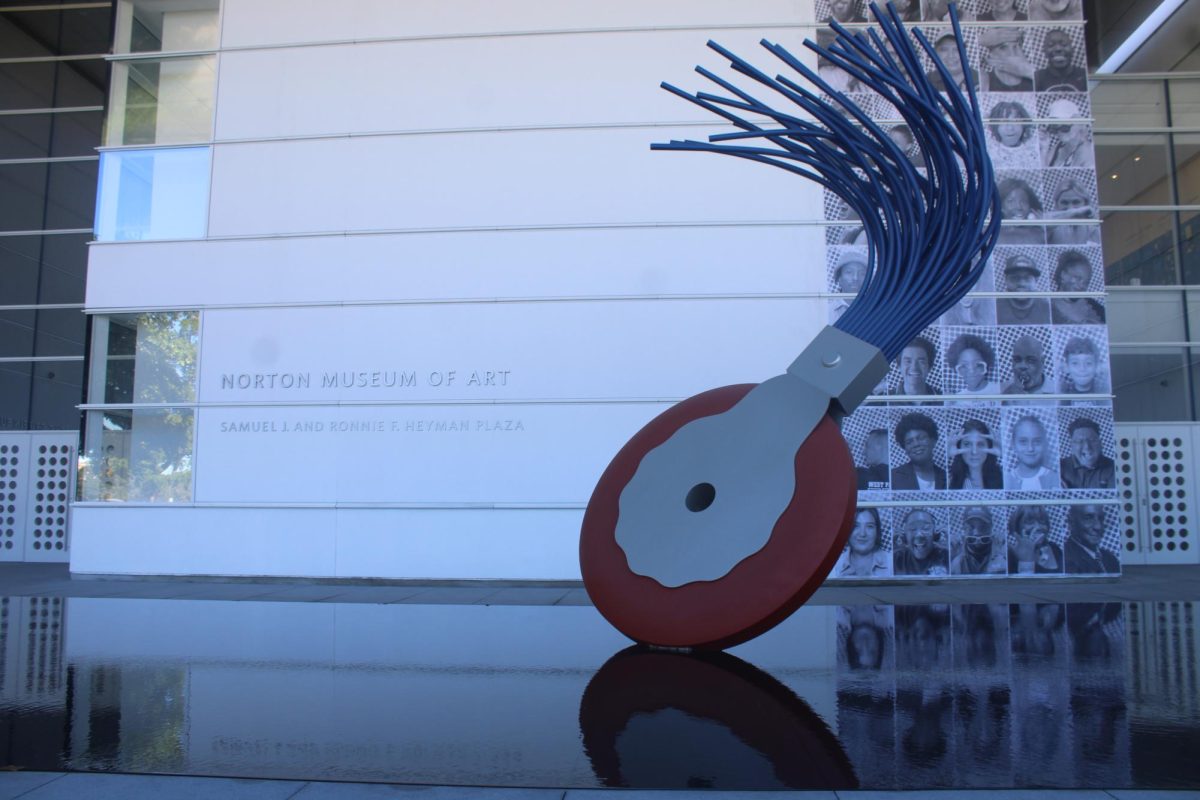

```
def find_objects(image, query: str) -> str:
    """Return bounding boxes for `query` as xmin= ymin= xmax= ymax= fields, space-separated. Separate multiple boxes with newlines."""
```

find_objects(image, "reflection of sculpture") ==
xmin=579 ymin=647 xmax=857 ymax=789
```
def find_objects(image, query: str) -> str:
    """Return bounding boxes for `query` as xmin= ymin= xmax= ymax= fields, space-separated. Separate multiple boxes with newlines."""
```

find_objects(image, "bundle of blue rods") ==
xmin=653 ymin=1 xmax=1001 ymax=362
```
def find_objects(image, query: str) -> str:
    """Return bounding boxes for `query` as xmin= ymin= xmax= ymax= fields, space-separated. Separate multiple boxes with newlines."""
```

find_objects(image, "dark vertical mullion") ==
xmin=1162 ymin=79 xmax=1197 ymax=420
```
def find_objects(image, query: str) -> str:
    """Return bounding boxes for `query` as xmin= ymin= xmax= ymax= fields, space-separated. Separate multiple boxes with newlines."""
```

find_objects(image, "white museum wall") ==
xmin=74 ymin=0 xmax=838 ymax=579
xmin=213 ymin=29 xmax=813 ymax=140
xmin=204 ymin=128 xmax=819 ymax=237
xmin=84 ymin=225 xmax=825 ymax=310
xmin=217 ymin=0 xmax=816 ymax=50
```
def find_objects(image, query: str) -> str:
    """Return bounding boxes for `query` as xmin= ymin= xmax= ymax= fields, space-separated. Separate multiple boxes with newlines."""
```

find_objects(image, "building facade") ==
xmin=0 ymin=0 xmax=111 ymax=559
xmin=8 ymin=0 xmax=1192 ymax=579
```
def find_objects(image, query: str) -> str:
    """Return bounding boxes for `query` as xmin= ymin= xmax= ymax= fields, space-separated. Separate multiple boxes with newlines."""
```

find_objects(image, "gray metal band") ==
xmin=613 ymin=326 xmax=887 ymax=588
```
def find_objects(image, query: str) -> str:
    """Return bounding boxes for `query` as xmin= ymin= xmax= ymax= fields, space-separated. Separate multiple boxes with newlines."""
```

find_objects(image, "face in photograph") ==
xmin=1012 ymin=416 xmax=1049 ymax=472
xmin=1054 ymin=251 xmax=1092 ymax=292
xmin=1043 ymin=30 xmax=1077 ymax=71
xmin=835 ymin=255 xmax=868 ymax=293
xmin=1008 ymin=335 xmax=1048 ymax=392
xmin=948 ymin=334 xmax=996 ymax=393
xmin=980 ymin=28 xmax=1034 ymax=90
xmin=949 ymin=418 xmax=1002 ymax=490
xmin=1030 ymin=0 xmax=1081 ymax=20
xmin=849 ymin=508 xmax=882 ymax=555
xmin=1061 ymin=336 xmax=1100 ymax=392
xmin=892 ymin=0 xmax=920 ymax=20
xmin=923 ymin=0 xmax=951 ymax=20
xmin=1069 ymin=504 xmax=1105 ymax=550
xmin=1067 ymin=418 xmax=1103 ymax=469
xmin=899 ymin=337 xmax=936 ymax=395
xmin=981 ymin=0 xmax=1023 ymax=20
xmin=904 ymin=510 xmax=937 ymax=558
xmin=927 ymin=33 xmax=976 ymax=92
xmin=1042 ymin=99 xmax=1091 ymax=167
xmin=989 ymin=101 xmax=1032 ymax=148
xmin=1004 ymin=255 xmax=1039 ymax=292
xmin=863 ymin=428 xmax=888 ymax=466
xmin=961 ymin=506 xmax=998 ymax=558
xmin=999 ymin=178 xmax=1041 ymax=220
xmin=1050 ymin=178 xmax=1094 ymax=221
xmin=828 ymin=0 xmax=863 ymax=23
xmin=901 ymin=420 xmax=936 ymax=467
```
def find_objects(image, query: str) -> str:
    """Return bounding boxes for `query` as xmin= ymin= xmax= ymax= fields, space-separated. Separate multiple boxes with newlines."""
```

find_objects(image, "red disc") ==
xmin=580 ymin=383 xmax=857 ymax=650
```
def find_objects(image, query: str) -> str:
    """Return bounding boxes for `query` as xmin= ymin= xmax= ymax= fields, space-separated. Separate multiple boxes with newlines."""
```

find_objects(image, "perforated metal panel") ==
xmin=1114 ymin=424 xmax=1198 ymax=565
xmin=0 ymin=432 xmax=77 ymax=563
xmin=0 ymin=597 xmax=66 ymax=705
xmin=26 ymin=435 xmax=76 ymax=562
xmin=0 ymin=437 xmax=29 ymax=562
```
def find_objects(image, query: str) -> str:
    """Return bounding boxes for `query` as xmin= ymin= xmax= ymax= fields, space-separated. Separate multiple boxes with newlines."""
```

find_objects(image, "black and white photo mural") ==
xmin=828 ymin=0 xmax=1116 ymax=580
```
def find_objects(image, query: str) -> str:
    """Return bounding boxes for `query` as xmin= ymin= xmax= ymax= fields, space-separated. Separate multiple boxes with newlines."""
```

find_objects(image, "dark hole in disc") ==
xmin=686 ymin=482 xmax=716 ymax=512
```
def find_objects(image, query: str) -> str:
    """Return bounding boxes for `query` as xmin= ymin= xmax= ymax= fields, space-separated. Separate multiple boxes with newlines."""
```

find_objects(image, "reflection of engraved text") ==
xmin=219 ymin=369 xmax=513 ymax=390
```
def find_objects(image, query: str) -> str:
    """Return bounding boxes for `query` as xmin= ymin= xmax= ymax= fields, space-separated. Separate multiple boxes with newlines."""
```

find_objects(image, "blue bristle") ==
xmin=651 ymin=2 xmax=1000 ymax=362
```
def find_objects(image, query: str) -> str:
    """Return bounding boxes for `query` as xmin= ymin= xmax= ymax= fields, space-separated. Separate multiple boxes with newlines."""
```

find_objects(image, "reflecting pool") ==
xmin=1 ymin=595 xmax=1197 ymax=789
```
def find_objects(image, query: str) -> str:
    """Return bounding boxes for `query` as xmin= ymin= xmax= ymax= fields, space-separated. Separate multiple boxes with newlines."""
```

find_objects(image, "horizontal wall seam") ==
xmin=0 ymin=53 xmax=108 ymax=64
xmin=201 ymin=115 xmax=1093 ymax=145
xmin=0 ymin=2 xmax=110 ymax=12
xmin=0 ymin=155 xmax=98 ymax=165
xmin=0 ymin=106 xmax=103 ymax=116
xmin=85 ymin=217 xmax=1093 ymax=247
xmin=1109 ymin=342 xmax=1200 ymax=348
xmin=0 ymin=356 xmax=84 ymax=363
xmin=210 ymin=18 xmax=1083 ymax=55
xmin=0 ymin=228 xmax=91 ymax=237
xmin=80 ymin=290 xmax=1108 ymax=315
xmin=0 ymin=303 xmax=84 ymax=311
xmin=1099 ymin=204 xmax=1200 ymax=212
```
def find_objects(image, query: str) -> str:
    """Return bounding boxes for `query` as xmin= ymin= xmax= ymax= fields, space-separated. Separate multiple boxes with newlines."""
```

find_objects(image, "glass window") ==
xmin=1111 ymin=347 xmax=1194 ymax=422
xmin=32 ymin=233 xmax=90 ymax=305
xmin=0 ymin=236 xmax=42 ymax=306
xmin=34 ymin=308 xmax=86 ymax=358
xmin=0 ymin=359 xmax=81 ymax=432
xmin=79 ymin=408 xmax=194 ymax=502
xmin=1167 ymin=78 xmax=1200 ymax=129
xmin=1182 ymin=210 xmax=1200 ymax=286
xmin=114 ymin=0 xmax=219 ymax=54
xmin=0 ymin=110 xmax=104 ymax=159
xmin=1107 ymin=289 xmax=1187 ymax=344
xmin=0 ymin=361 xmax=31 ymax=431
xmin=0 ymin=310 xmax=35 ymax=359
xmin=0 ymin=234 xmax=90 ymax=306
xmin=0 ymin=7 xmax=113 ymax=58
xmin=90 ymin=312 xmax=199 ymax=404
xmin=0 ymin=60 xmax=107 ymax=111
xmin=95 ymin=147 xmax=210 ymax=241
xmin=29 ymin=360 xmax=83 ymax=431
xmin=0 ymin=309 xmax=86 ymax=360
xmin=1095 ymin=133 xmax=1171 ymax=206
xmin=106 ymin=56 xmax=216 ymax=146
xmin=0 ymin=160 xmax=99 ymax=232
xmin=1091 ymin=79 xmax=1167 ymax=128
xmin=1101 ymin=209 xmax=1179 ymax=286
xmin=1174 ymin=133 xmax=1200 ymax=207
